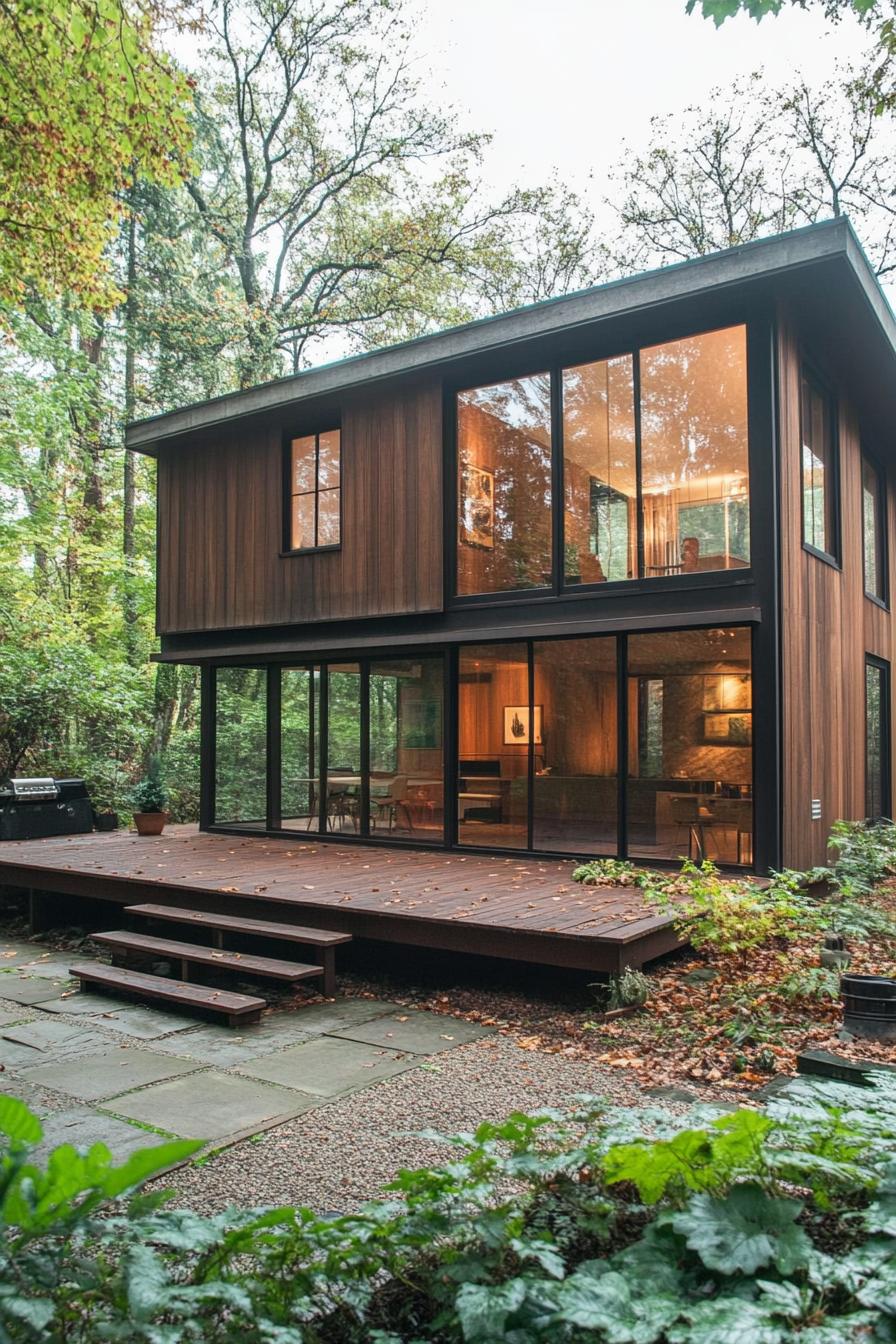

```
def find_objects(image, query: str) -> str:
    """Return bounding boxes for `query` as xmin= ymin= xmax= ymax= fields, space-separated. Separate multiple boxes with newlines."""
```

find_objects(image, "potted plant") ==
xmin=91 ymin=759 xmax=127 ymax=832
xmin=130 ymin=756 xmax=169 ymax=836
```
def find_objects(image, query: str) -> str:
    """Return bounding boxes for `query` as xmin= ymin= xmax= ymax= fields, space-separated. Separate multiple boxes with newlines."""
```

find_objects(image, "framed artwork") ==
xmin=702 ymin=674 xmax=751 ymax=712
xmin=503 ymin=705 xmax=543 ymax=746
xmin=461 ymin=466 xmax=495 ymax=549
xmin=400 ymin=699 xmax=442 ymax=750
xmin=703 ymin=712 xmax=752 ymax=746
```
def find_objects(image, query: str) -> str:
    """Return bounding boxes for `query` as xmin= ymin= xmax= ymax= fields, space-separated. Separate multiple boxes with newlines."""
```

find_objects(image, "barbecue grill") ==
xmin=0 ymin=778 xmax=94 ymax=841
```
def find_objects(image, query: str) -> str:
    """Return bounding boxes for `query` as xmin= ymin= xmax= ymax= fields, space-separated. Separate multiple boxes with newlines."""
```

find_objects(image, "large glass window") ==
xmin=370 ymin=658 xmax=444 ymax=840
xmin=866 ymin=658 xmax=890 ymax=819
xmin=627 ymin=628 xmax=753 ymax=866
xmin=456 ymin=325 xmax=750 ymax=595
xmin=563 ymin=356 xmax=636 ymax=583
xmin=458 ymin=643 xmax=529 ymax=847
xmin=640 ymin=327 xmax=749 ymax=576
xmin=289 ymin=429 xmax=341 ymax=551
xmin=214 ymin=667 xmax=267 ymax=826
xmin=800 ymin=369 xmax=837 ymax=559
xmin=863 ymin=456 xmax=886 ymax=603
xmin=533 ymin=638 xmax=618 ymax=853
xmin=457 ymin=375 xmax=552 ymax=595
xmin=281 ymin=666 xmax=321 ymax=830
xmin=324 ymin=664 xmax=362 ymax=834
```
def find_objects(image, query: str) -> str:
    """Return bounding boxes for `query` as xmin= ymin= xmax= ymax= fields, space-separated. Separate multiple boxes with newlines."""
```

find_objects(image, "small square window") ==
xmin=287 ymin=429 xmax=341 ymax=551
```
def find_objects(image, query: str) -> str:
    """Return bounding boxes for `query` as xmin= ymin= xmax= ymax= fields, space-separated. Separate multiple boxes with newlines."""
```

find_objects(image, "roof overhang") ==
xmin=126 ymin=217 xmax=896 ymax=455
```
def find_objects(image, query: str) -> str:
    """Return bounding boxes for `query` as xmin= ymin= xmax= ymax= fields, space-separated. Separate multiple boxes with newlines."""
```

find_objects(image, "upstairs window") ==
xmin=288 ymin=429 xmax=341 ymax=551
xmin=456 ymin=374 xmax=552 ymax=596
xmin=800 ymin=368 xmax=838 ymax=561
xmin=863 ymin=455 xmax=887 ymax=604
xmin=457 ymin=323 xmax=750 ymax=597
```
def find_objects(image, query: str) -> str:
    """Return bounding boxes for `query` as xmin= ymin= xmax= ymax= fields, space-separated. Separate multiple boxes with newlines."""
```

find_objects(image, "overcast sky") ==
xmin=408 ymin=0 xmax=873 ymax=227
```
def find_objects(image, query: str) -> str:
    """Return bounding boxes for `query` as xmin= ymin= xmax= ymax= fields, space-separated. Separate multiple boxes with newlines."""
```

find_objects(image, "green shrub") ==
xmin=827 ymin=817 xmax=896 ymax=895
xmin=605 ymin=966 xmax=653 ymax=1009
xmin=129 ymin=754 xmax=168 ymax=814
xmin=8 ymin=1076 xmax=896 ymax=1339
xmin=643 ymin=859 xmax=824 ymax=958
xmin=572 ymin=858 xmax=643 ymax=887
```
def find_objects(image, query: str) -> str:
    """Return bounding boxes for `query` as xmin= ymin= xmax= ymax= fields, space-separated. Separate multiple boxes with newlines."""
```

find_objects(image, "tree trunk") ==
xmin=123 ymin=203 xmax=140 ymax=666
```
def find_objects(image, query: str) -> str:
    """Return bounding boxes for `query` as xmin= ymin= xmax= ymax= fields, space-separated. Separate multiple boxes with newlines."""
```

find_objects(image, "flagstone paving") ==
xmin=330 ymin=1009 xmax=492 ymax=1054
xmin=236 ymin=1036 xmax=418 ymax=1096
xmin=0 ymin=974 xmax=74 ymax=1004
xmin=0 ymin=935 xmax=496 ymax=1162
xmin=20 ymin=1047 xmax=199 ymax=1102
xmin=103 ymin=1070 xmax=318 ymax=1141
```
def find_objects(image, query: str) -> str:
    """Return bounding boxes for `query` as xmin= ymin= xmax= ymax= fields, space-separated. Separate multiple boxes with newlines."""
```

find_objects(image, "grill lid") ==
xmin=9 ymin=778 xmax=59 ymax=801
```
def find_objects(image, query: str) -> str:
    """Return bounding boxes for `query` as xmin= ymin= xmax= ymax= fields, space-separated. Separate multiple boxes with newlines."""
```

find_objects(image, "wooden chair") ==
xmin=374 ymin=775 xmax=411 ymax=833
xmin=669 ymin=795 xmax=705 ymax=860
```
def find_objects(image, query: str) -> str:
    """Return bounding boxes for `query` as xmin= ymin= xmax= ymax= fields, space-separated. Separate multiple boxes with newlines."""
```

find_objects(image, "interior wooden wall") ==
xmin=156 ymin=379 xmax=443 ymax=633
xmin=778 ymin=305 xmax=896 ymax=869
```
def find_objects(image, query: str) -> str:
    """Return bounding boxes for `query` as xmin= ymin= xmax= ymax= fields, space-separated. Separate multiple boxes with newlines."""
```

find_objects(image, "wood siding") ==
xmin=778 ymin=306 xmax=896 ymax=869
xmin=157 ymin=380 xmax=443 ymax=633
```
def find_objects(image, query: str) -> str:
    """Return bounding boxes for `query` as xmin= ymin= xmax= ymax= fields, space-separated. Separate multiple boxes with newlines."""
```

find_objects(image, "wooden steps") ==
xmin=93 ymin=930 xmax=325 ymax=986
xmin=68 ymin=962 xmax=266 ymax=1026
xmin=126 ymin=903 xmax=351 ymax=996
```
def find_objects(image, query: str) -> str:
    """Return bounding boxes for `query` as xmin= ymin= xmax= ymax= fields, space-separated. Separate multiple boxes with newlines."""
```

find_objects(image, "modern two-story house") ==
xmin=126 ymin=217 xmax=896 ymax=877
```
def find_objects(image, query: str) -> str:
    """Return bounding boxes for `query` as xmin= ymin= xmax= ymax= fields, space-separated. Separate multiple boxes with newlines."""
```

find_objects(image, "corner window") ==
xmin=800 ymin=368 xmax=838 ymax=560
xmin=288 ymin=429 xmax=341 ymax=551
xmin=863 ymin=455 xmax=887 ymax=603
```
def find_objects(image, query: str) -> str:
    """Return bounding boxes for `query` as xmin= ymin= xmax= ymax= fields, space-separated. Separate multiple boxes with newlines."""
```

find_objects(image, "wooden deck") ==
xmin=0 ymin=826 xmax=686 ymax=974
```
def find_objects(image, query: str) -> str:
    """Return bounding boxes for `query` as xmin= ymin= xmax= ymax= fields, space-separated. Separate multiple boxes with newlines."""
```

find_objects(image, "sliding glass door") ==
xmin=210 ymin=629 xmax=754 ymax=865
xmin=455 ymin=626 xmax=753 ymax=864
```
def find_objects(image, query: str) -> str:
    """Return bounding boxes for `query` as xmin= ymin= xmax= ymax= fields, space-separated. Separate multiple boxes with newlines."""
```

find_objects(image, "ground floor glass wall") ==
xmin=214 ymin=667 xmax=267 ymax=827
xmin=210 ymin=626 xmax=754 ymax=865
xmin=216 ymin=658 xmax=445 ymax=840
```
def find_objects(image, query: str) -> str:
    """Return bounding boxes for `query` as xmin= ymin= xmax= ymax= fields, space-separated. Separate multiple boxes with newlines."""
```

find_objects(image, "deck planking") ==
xmin=0 ymin=826 xmax=686 ymax=973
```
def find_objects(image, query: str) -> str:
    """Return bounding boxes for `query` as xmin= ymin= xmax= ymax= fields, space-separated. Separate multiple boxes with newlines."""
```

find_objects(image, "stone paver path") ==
xmin=0 ymin=936 xmax=493 ymax=1159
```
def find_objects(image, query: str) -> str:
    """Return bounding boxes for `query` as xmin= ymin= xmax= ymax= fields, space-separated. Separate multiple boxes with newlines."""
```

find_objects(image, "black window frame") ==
xmin=448 ymin=318 xmax=755 ymax=606
xmin=862 ymin=451 xmax=888 ymax=608
xmin=282 ymin=426 xmax=343 ymax=556
xmin=201 ymin=621 xmax=761 ymax=871
xmin=798 ymin=361 xmax=841 ymax=568
xmin=865 ymin=654 xmax=892 ymax=820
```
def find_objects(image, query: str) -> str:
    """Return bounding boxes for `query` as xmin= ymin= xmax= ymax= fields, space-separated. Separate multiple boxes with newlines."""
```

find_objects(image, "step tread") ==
xmin=68 ymin=962 xmax=266 ymax=1016
xmin=126 ymin=903 xmax=351 ymax=946
xmin=94 ymin=930 xmax=324 ymax=982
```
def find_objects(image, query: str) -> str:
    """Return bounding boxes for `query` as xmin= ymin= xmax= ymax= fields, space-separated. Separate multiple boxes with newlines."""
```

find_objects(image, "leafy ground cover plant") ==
xmin=7 ymin=1077 xmax=896 ymax=1341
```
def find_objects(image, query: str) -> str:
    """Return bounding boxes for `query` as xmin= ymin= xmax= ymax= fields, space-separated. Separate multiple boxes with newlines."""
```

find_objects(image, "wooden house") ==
xmin=126 ymin=217 xmax=896 ymax=876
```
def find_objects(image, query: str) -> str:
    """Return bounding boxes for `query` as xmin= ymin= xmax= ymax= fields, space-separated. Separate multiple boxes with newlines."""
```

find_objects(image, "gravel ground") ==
xmin=162 ymin=1031 xmax=697 ymax=1216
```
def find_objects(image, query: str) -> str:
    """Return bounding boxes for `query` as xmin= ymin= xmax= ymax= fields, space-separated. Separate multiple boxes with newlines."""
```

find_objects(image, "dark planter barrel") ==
xmin=841 ymin=974 xmax=896 ymax=1042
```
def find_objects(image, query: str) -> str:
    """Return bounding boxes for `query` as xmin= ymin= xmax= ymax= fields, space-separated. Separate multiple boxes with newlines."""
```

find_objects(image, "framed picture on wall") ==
xmin=503 ymin=705 xmax=543 ymax=746
xmin=702 ymin=711 xmax=752 ymax=745
xmin=702 ymin=673 xmax=751 ymax=712
xmin=461 ymin=466 xmax=495 ymax=549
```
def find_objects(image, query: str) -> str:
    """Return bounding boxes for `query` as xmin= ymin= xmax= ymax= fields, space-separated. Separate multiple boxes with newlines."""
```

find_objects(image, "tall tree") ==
xmin=609 ymin=61 xmax=896 ymax=275
xmin=0 ymin=0 xmax=194 ymax=305
xmin=182 ymin=0 xmax=599 ymax=384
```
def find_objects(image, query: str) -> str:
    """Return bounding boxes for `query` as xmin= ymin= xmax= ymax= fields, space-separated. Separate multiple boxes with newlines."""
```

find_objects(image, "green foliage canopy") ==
xmin=0 ymin=0 xmax=193 ymax=305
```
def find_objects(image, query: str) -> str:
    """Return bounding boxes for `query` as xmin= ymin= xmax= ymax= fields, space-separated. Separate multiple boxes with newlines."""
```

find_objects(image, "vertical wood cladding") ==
xmin=778 ymin=306 xmax=895 ymax=869
xmin=156 ymin=380 xmax=443 ymax=633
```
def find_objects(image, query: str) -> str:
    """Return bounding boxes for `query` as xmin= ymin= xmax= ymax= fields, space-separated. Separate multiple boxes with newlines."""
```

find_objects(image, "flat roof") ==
xmin=126 ymin=217 xmax=896 ymax=452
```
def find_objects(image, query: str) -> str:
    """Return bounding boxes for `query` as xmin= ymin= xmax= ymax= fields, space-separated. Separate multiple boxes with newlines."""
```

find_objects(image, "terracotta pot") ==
xmin=133 ymin=811 xmax=167 ymax=836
